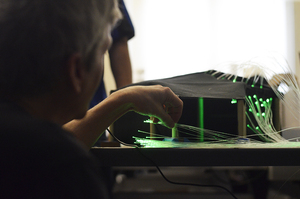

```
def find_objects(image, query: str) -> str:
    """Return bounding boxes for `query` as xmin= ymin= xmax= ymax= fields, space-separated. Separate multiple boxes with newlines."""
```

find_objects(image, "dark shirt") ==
xmin=0 ymin=100 xmax=108 ymax=199
xmin=111 ymin=0 xmax=135 ymax=44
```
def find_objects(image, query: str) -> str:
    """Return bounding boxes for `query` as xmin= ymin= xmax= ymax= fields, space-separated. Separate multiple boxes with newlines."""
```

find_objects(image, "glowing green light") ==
xmin=144 ymin=119 xmax=162 ymax=124
xmin=256 ymin=126 xmax=260 ymax=130
xmin=172 ymin=124 xmax=178 ymax=138
xmin=256 ymin=113 xmax=260 ymax=116
xmin=262 ymin=113 xmax=265 ymax=117
xmin=247 ymin=124 xmax=257 ymax=134
xmin=231 ymin=99 xmax=237 ymax=104
xmin=259 ymin=98 xmax=263 ymax=102
xmin=251 ymin=84 xmax=255 ymax=87
xmin=233 ymin=79 xmax=236 ymax=83
xmin=253 ymin=95 xmax=257 ymax=98
xmin=249 ymin=108 xmax=252 ymax=112
xmin=198 ymin=98 xmax=204 ymax=142
xmin=263 ymin=101 xmax=266 ymax=105
xmin=260 ymin=85 xmax=263 ymax=89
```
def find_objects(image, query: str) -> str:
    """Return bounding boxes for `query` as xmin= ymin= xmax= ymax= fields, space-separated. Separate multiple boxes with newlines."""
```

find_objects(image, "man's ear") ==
xmin=66 ymin=53 xmax=86 ymax=94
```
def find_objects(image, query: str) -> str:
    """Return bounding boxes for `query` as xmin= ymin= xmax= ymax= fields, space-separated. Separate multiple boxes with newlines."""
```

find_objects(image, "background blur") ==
xmin=104 ymin=0 xmax=300 ymax=93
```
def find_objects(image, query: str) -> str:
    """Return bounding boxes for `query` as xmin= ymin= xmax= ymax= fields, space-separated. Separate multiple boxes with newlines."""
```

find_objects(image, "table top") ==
xmin=91 ymin=146 xmax=300 ymax=167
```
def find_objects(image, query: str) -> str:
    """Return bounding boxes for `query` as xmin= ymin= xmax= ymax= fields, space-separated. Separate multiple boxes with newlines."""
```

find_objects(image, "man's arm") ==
xmin=64 ymin=85 xmax=183 ymax=148
xmin=109 ymin=37 xmax=132 ymax=88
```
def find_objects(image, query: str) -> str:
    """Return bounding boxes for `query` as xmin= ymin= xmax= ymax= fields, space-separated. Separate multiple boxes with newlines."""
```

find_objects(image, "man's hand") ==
xmin=119 ymin=85 xmax=183 ymax=128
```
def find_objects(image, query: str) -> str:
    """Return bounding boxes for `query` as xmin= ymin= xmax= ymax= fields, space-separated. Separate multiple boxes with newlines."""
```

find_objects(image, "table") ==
xmin=91 ymin=147 xmax=300 ymax=167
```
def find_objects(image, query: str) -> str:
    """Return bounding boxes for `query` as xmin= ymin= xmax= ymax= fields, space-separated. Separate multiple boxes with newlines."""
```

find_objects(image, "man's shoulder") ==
xmin=0 ymin=101 xmax=68 ymax=145
xmin=0 ymin=100 xmax=95 ymax=168
xmin=0 ymin=101 xmax=107 ymax=198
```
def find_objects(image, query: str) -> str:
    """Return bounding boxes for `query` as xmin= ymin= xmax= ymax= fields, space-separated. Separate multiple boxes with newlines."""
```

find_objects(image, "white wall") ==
xmin=124 ymin=0 xmax=295 ymax=82
xmin=295 ymin=2 xmax=300 ymax=78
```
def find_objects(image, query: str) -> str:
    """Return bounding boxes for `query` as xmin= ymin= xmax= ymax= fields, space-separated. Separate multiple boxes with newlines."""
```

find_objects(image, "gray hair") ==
xmin=0 ymin=0 xmax=121 ymax=99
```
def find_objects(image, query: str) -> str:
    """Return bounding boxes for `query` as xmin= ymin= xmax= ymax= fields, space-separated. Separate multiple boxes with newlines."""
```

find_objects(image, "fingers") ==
xmin=153 ymin=87 xmax=183 ymax=128
xmin=124 ymin=85 xmax=183 ymax=128
xmin=149 ymin=103 xmax=177 ymax=128
xmin=166 ymin=105 xmax=183 ymax=124
xmin=165 ymin=88 xmax=183 ymax=122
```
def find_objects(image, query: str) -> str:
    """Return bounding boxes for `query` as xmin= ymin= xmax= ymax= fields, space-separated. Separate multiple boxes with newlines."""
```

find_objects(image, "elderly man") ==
xmin=0 ymin=0 xmax=183 ymax=198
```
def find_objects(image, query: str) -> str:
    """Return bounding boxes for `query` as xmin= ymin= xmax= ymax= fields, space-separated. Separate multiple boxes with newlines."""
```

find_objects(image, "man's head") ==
xmin=0 ymin=0 xmax=121 ymax=100
xmin=0 ymin=0 xmax=121 ymax=122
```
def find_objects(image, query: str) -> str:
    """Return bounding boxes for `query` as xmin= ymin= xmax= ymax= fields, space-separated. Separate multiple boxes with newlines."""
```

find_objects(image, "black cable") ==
xmin=135 ymin=147 xmax=238 ymax=199
xmin=106 ymin=129 xmax=138 ymax=148
xmin=106 ymin=128 xmax=238 ymax=199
